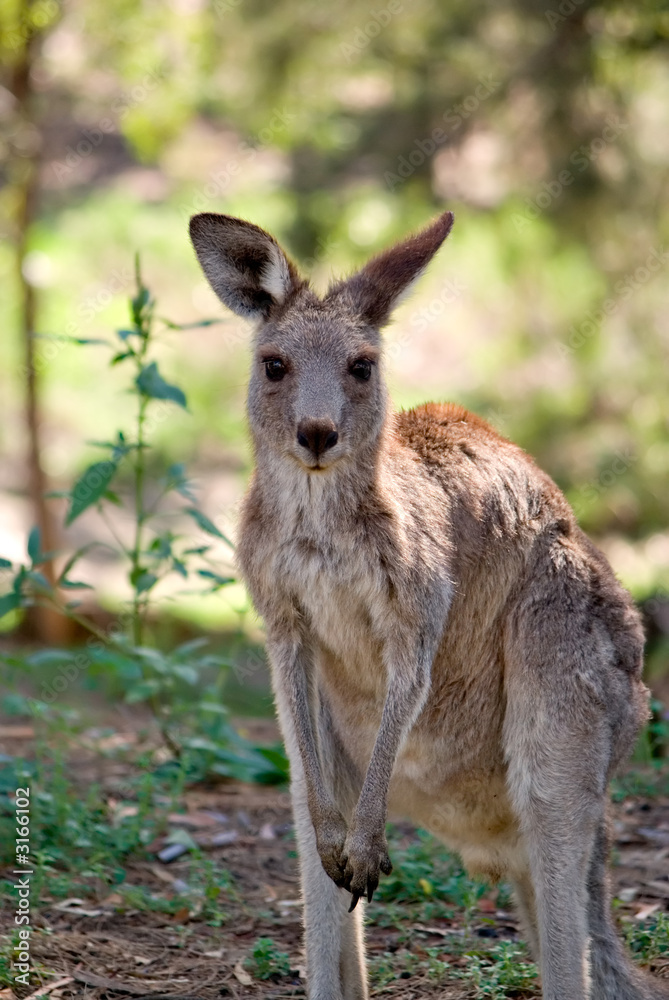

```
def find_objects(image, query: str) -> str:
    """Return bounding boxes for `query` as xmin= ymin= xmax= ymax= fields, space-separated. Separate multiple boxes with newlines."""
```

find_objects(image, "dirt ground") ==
xmin=1 ymin=720 xmax=668 ymax=1000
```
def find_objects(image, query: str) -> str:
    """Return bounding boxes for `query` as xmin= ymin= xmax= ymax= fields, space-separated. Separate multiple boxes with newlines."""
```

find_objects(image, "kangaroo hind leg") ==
xmin=290 ymin=695 xmax=367 ymax=1000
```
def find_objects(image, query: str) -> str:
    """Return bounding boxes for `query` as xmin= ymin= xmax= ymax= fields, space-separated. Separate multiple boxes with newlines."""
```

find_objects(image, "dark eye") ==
xmin=264 ymin=358 xmax=287 ymax=381
xmin=349 ymin=358 xmax=372 ymax=381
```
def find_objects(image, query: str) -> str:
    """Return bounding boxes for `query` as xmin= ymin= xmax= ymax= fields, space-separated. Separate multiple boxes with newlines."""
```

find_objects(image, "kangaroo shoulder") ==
xmin=393 ymin=402 xmax=512 ymax=464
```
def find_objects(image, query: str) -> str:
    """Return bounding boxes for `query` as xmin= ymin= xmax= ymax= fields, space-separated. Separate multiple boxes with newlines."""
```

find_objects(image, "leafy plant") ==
xmin=245 ymin=937 xmax=292 ymax=980
xmin=624 ymin=912 xmax=669 ymax=965
xmin=373 ymin=826 xmax=486 ymax=921
xmin=454 ymin=940 xmax=538 ymax=998
xmin=0 ymin=261 xmax=289 ymax=780
xmin=0 ymin=256 xmax=231 ymax=643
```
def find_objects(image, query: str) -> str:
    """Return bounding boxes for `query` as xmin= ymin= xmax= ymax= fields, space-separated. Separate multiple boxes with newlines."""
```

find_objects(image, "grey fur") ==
xmin=189 ymin=210 xmax=667 ymax=1000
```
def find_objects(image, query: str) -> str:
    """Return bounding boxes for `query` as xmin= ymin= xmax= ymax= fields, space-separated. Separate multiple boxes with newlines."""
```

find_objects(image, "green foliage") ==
xmin=454 ymin=941 xmax=538 ymax=998
xmin=0 ymin=642 xmax=288 ymax=785
xmin=374 ymin=826 xmax=486 ymax=917
xmin=0 ymin=264 xmax=288 ymax=788
xmin=368 ymin=948 xmax=421 ymax=987
xmin=612 ymin=699 xmax=669 ymax=800
xmin=245 ymin=937 xmax=292 ymax=980
xmin=136 ymin=360 xmax=187 ymax=409
xmin=66 ymin=460 xmax=119 ymax=525
xmin=0 ymin=752 xmax=159 ymax=878
xmin=0 ymin=750 xmax=240 ymax=926
xmin=624 ymin=913 xmax=669 ymax=965
xmin=0 ymin=258 xmax=228 ymax=642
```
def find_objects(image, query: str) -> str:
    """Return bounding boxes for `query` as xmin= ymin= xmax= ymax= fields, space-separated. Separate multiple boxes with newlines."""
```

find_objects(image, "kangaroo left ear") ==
xmin=327 ymin=211 xmax=454 ymax=328
xmin=189 ymin=213 xmax=304 ymax=321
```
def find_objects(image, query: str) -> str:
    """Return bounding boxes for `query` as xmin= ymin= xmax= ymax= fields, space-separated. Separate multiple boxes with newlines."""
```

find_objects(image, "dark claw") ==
xmin=367 ymin=882 xmax=377 ymax=904
xmin=348 ymin=891 xmax=362 ymax=912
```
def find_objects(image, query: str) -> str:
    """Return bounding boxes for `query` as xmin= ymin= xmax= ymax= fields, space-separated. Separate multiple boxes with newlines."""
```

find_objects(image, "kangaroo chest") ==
xmin=273 ymin=533 xmax=389 ymax=680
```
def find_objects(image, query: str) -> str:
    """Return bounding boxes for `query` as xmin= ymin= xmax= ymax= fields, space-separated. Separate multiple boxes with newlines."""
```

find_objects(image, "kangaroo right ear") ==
xmin=327 ymin=211 xmax=454 ymax=328
xmin=189 ymin=213 xmax=303 ymax=320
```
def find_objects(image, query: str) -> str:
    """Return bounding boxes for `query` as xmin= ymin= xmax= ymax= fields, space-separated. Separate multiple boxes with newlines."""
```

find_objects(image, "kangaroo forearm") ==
xmin=271 ymin=641 xmax=334 ymax=818
xmin=355 ymin=659 xmax=431 ymax=826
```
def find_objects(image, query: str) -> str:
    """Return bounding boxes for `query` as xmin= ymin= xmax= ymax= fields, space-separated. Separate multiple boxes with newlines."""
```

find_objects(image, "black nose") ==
xmin=297 ymin=419 xmax=339 ymax=458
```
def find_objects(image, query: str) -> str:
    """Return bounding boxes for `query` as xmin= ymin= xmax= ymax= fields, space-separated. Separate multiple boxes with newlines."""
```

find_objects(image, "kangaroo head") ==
xmin=189 ymin=211 xmax=453 ymax=473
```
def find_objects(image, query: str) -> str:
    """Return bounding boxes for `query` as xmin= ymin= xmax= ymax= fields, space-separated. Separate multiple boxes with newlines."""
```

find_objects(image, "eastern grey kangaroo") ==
xmin=190 ymin=209 xmax=667 ymax=1000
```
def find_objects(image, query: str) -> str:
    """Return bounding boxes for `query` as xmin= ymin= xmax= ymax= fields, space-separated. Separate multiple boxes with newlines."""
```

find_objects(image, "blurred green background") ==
xmin=1 ymin=0 xmax=669 ymax=687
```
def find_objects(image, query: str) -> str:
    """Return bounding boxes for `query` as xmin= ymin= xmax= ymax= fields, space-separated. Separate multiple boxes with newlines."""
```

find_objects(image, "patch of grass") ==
xmin=371 ymin=826 xmax=487 ymax=924
xmin=612 ymin=700 xmax=669 ymax=801
xmin=0 ymin=929 xmax=54 ymax=990
xmin=624 ymin=912 xmax=669 ymax=965
xmin=611 ymin=765 xmax=669 ymax=802
xmin=454 ymin=940 xmax=538 ymax=998
xmin=0 ymin=748 xmax=243 ymax=928
xmin=0 ymin=932 xmax=18 ymax=989
xmin=245 ymin=936 xmax=292 ymax=980
xmin=369 ymin=948 xmax=421 ymax=987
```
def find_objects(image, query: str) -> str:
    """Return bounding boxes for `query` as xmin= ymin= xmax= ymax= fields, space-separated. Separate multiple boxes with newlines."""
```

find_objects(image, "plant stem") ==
xmin=131 ymin=394 xmax=149 ymax=646
xmin=98 ymin=504 xmax=133 ymax=560
xmin=129 ymin=259 xmax=152 ymax=648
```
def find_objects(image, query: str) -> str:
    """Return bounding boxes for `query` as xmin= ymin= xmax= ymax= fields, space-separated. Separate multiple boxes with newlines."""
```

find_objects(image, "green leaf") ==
xmin=172 ymin=558 xmax=187 ymax=578
xmin=35 ymin=333 xmax=109 ymax=346
xmin=111 ymin=351 xmax=134 ymax=365
xmin=27 ymin=570 xmax=51 ymax=591
xmin=171 ymin=664 xmax=199 ymax=685
xmin=27 ymin=526 xmax=41 ymax=564
xmin=174 ymin=637 xmax=209 ymax=656
xmin=116 ymin=328 xmax=137 ymax=341
xmin=56 ymin=543 xmax=96 ymax=585
xmin=125 ymin=679 xmax=160 ymax=704
xmin=184 ymin=507 xmax=232 ymax=546
xmin=159 ymin=317 xmax=224 ymax=330
xmin=149 ymin=535 xmax=172 ymax=559
xmin=26 ymin=649 xmax=74 ymax=666
xmin=0 ymin=557 xmax=12 ymax=569
xmin=66 ymin=461 xmax=118 ymax=525
xmin=134 ymin=571 xmax=158 ymax=594
xmin=0 ymin=591 xmax=20 ymax=619
xmin=197 ymin=570 xmax=235 ymax=588
xmin=131 ymin=282 xmax=150 ymax=326
xmin=60 ymin=579 xmax=94 ymax=590
xmin=136 ymin=362 xmax=187 ymax=408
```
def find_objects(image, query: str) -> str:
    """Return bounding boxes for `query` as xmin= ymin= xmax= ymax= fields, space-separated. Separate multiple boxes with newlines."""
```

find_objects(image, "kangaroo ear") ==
xmin=189 ymin=213 xmax=303 ymax=320
xmin=329 ymin=211 xmax=454 ymax=328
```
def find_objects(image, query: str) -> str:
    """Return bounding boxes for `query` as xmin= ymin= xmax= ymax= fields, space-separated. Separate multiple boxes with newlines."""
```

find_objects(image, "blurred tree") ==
xmin=1 ymin=0 xmax=65 ymax=641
